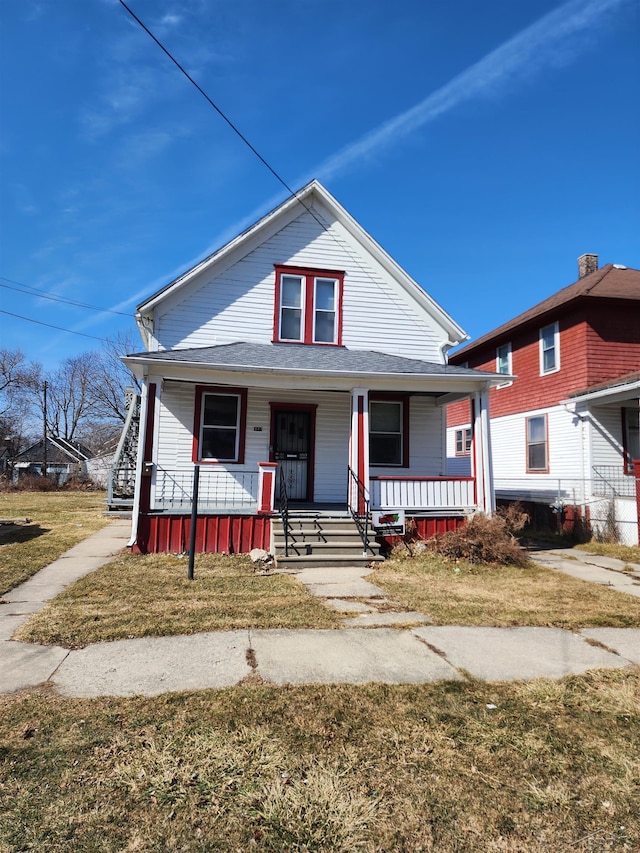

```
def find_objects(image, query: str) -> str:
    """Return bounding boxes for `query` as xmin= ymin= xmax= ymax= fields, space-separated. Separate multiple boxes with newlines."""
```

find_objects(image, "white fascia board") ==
xmin=562 ymin=379 xmax=640 ymax=407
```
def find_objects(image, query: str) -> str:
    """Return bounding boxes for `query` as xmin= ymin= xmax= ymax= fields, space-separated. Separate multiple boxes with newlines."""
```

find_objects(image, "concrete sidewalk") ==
xmin=1 ymin=525 xmax=639 ymax=698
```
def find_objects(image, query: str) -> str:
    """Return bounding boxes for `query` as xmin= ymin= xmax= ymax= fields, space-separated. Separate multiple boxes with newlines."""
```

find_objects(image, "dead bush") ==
xmin=495 ymin=501 xmax=529 ymax=535
xmin=5 ymin=474 xmax=58 ymax=493
xmin=427 ymin=512 xmax=530 ymax=567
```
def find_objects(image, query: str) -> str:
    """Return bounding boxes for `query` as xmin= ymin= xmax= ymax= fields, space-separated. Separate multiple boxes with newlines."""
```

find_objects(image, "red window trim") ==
xmin=525 ymin=413 xmax=549 ymax=474
xmin=369 ymin=393 xmax=410 ymax=468
xmin=273 ymin=264 xmax=345 ymax=346
xmin=192 ymin=385 xmax=248 ymax=464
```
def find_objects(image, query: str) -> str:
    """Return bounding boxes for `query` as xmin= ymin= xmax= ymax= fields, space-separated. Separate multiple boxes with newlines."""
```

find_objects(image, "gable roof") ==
xmin=13 ymin=436 xmax=92 ymax=464
xmin=135 ymin=179 xmax=467 ymax=348
xmin=449 ymin=263 xmax=640 ymax=362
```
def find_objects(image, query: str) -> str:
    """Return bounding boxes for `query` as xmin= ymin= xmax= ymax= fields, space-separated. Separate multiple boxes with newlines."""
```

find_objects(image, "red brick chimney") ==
xmin=577 ymin=253 xmax=598 ymax=279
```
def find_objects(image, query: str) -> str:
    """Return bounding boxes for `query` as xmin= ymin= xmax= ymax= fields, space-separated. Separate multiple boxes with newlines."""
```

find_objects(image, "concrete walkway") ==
xmin=1 ymin=523 xmax=639 ymax=698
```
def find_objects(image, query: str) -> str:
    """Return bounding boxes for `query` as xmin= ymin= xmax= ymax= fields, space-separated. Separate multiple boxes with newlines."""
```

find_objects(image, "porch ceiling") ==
xmin=123 ymin=341 xmax=501 ymax=397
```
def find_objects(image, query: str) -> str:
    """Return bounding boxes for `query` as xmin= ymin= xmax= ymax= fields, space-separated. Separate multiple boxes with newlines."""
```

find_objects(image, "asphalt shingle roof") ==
xmin=127 ymin=342 xmax=496 ymax=378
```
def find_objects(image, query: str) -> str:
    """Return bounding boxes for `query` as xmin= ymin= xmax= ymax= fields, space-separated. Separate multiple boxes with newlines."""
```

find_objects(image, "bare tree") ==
xmin=0 ymin=348 xmax=41 ymax=417
xmin=90 ymin=330 xmax=141 ymax=424
xmin=43 ymin=352 xmax=97 ymax=442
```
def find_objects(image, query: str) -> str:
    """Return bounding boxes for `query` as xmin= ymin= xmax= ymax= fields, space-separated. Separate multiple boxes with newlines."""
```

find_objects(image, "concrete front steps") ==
xmin=273 ymin=511 xmax=383 ymax=570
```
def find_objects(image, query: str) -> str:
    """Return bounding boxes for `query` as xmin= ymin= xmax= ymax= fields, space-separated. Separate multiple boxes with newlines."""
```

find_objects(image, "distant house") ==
xmin=122 ymin=180 xmax=504 ymax=560
xmin=11 ymin=436 xmax=94 ymax=485
xmin=447 ymin=255 xmax=640 ymax=545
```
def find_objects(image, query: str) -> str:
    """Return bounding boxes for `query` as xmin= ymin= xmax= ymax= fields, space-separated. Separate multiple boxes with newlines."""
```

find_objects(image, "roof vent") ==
xmin=577 ymin=253 xmax=598 ymax=279
xmin=613 ymin=264 xmax=627 ymax=270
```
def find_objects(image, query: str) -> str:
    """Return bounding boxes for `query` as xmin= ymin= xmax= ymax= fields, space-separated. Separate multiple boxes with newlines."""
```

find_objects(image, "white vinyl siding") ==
xmin=154 ymin=210 xmax=446 ymax=361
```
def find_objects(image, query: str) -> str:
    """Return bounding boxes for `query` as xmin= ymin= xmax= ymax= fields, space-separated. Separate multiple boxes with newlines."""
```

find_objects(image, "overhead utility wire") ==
xmin=116 ymin=0 xmax=327 ymax=232
xmin=0 ymin=278 xmax=131 ymax=316
xmin=0 ymin=310 xmax=108 ymax=342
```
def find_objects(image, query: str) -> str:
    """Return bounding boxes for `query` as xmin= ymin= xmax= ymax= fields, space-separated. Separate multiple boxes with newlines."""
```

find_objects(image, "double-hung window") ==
xmin=369 ymin=397 xmax=409 ymax=467
xmin=193 ymin=386 xmax=247 ymax=463
xmin=539 ymin=322 xmax=560 ymax=374
xmin=455 ymin=427 xmax=472 ymax=455
xmin=274 ymin=266 xmax=344 ymax=345
xmin=526 ymin=414 xmax=548 ymax=472
xmin=622 ymin=407 xmax=640 ymax=473
xmin=496 ymin=342 xmax=512 ymax=387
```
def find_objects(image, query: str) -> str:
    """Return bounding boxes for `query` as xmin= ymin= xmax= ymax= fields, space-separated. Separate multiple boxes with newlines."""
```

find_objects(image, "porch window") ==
xmin=526 ymin=414 xmax=548 ymax=472
xmin=193 ymin=386 xmax=247 ymax=463
xmin=274 ymin=265 xmax=344 ymax=345
xmin=540 ymin=322 xmax=559 ymax=374
xmin=622 ymin=407 xmax=640 ymax=473
xmin=455 ymin=427 xmax=472 ymax=455
xmin=370 ymin=398 xmax=409 ymax=467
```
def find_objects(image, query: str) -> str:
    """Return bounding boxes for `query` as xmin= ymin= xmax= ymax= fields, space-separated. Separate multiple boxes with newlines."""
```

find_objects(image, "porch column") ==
xmin=349 ymin=387 xmax=370 ymax=513
xmin=634 ymin=460 xmax=640 ymax=545
xmin=472 ymin=386 xmax=495 ymax=515
xmin=257 ymin=461 xmax=278 ymax=515
xmin=128 ymin=375 xmax=160 ymax=548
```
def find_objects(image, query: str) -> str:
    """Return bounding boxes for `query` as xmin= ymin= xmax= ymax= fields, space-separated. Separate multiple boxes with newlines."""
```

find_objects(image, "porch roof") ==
xmin=124 ymin=342 xmax=502 ymax=393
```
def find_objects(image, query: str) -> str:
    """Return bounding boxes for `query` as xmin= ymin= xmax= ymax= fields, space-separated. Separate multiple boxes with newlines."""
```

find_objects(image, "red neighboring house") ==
xmin=447 ymin=254 xmax=640 ymax=544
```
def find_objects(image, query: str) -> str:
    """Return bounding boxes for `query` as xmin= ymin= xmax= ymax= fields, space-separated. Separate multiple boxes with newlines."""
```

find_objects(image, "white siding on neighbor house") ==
xmin=154 ymin=210 xmax=446 ymax=362
xmin=589 ymin=404 xmax=625 ymax=471
xmin=490 ymin=405 xmax=587 ymax=503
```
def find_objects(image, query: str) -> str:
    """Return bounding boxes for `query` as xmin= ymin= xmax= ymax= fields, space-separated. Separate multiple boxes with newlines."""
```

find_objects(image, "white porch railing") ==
xmin=153 ymin=467 xmax=258 ymax=512
xmin=370 ymin=476 xmax=476 ymax=512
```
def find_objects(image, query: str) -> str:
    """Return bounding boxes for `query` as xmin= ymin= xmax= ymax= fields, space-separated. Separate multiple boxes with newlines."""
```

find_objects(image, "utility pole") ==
xmin=43 ymin=380 xmax=48 ymax=479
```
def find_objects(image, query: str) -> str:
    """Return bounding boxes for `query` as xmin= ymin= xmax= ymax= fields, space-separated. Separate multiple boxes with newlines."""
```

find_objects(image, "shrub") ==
xmin=426 ymin=512 xmax=530 ymax=567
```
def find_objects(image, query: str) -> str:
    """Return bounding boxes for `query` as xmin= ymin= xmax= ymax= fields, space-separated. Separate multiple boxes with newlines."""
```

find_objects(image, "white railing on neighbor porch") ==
xmin=153 ymin=467 xmax=258 ymax=512
xmin=370 ymin=476 xmax=476 ymax=512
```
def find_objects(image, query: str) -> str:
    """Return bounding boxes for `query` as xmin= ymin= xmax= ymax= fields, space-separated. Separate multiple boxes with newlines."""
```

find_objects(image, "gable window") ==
xmin=455 ymin=427 xmax=472 ymax=455
xmin=369 ymin=397 xmax=409 ymax=467
xmin=274 ymin=265 xmax=344 ymax=345
xmin=526 ymin=414 xmax=548 ymax=472
xmin=193 ymin=386 xmax=247 ymax=463
xmin=622 ymin=407 xmax=640 ymax=474
xmin=540 ymin=322 xmax=560 ymax=374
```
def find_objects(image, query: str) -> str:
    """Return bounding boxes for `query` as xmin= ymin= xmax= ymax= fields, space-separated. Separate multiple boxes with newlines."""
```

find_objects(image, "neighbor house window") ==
xmin=622 ymin=407 xmax=640 ymax=474
xmin=192 ymin=386 xmax=247 ymax=463
xmin=526 ymin=414 xmax=548 ymax=472
xmin=369 ymin=397 xmax=409 ymax=467
xmin=540 ymin=322 xmax=560 ymax=374
xmin=455 ymin=427 xmax=472 ymax=455
xmin=274 ymin=265 xmax=344 ymax=345
xmin=496 ymin=342 xmax=512 ymax=387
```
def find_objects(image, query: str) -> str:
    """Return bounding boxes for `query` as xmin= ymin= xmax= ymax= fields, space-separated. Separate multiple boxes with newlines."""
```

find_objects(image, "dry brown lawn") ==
xmin=0 ymin=490 xmax=109 ymax=595
xmin=1 ymin=671 xmax=638 ymax=852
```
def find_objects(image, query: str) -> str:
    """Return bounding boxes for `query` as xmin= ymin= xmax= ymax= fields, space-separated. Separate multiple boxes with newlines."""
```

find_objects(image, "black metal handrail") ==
xmin=277 ymin=466 xmax=290 ymax=557
xmin=348 ymin=465 xmax=370 ymax=555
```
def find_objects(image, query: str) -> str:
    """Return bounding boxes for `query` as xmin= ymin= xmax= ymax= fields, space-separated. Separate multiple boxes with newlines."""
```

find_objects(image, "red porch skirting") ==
xmin=133 ymin=514 xmax=271 ymax=555
xmin=377 ymin=515 xmax=465 ymax=549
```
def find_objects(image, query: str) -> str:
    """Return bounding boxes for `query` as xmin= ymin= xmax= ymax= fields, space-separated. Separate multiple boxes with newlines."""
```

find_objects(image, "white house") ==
xmin=123 ymin=180 xmax=504 ymax=560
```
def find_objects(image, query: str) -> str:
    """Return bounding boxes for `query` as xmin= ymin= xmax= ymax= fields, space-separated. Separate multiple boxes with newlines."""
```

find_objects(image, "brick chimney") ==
xmin=577 ymin=253 xmax=598 ymax=279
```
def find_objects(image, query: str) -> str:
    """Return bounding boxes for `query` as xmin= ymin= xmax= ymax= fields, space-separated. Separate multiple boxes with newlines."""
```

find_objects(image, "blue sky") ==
xmin=1 ymin=0 xmax=638 ymax=371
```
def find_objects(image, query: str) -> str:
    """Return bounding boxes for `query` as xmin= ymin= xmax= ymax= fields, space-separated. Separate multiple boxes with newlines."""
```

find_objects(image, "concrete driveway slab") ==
xmin=532 ymin=551 xmax=640 ymax=598
xmin=580 ymin=628 xmax=640 ymax=664
xmin=250 ymin=628 xmax=461 ymax=685
xmin=53 ymin=631 xmax=251 ymax=697
xmin=412 ymin=626 xmax=629 ymax=681
xmin=0 ymin=642 xmax=69 ymax=693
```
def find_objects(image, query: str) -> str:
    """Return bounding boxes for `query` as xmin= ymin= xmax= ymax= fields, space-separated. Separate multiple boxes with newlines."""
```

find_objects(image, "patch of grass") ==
xmin=0 ymin=491 xmax=109 ymax=596
xmin=14 ymin=552 xmax=340 ymax=647
xmin=1 ymin=671 xmax=639 ymax=851
xmin=370 ymin=551 xmax=640 ymax=628
xmin=575 ymin=540 xmax=640 ymax=566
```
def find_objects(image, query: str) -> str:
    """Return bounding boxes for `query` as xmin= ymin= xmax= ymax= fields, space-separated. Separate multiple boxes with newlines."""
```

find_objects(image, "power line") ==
xmin=116 ymin=0 xmax=328 ymax=233
xmin=0 ymin=277 xmax=131 ymax=316
xmin=0 ymin=310 xmax=108 ymax=342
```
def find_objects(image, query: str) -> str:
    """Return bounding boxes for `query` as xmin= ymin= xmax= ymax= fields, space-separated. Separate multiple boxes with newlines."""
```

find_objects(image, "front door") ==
xmin=273 ymin=410 xmax=312 ymax=501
